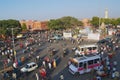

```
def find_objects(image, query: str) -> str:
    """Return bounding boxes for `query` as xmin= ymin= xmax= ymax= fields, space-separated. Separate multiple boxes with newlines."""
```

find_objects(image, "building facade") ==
xmin=20 ymin=20 xmax=48 ymax=31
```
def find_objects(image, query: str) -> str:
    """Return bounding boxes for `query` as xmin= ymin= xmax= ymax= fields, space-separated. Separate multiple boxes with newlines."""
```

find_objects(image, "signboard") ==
xmin=88 ymin=33 xmax=100 ymax=40
xmin=63 ymin=32 xmax=72 ymax=38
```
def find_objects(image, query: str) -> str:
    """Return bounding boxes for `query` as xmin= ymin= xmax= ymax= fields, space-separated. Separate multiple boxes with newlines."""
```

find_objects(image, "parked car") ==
xmin=20 ymin=62 xmax=38 ymax=73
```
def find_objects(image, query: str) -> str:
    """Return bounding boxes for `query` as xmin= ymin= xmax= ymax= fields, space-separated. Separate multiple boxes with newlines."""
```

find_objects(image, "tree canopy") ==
xmin=48 ymin=16 xmax=83 ymax=30
xmin=90 ymin=16 xmax=99 ymax=28
xmin=0 ymin=19 xmax=21 ymax=38
xmin=21 ymin=23 xmax=27 ymax=31
xmin=91 ymin=16 xmax=120 ymax=28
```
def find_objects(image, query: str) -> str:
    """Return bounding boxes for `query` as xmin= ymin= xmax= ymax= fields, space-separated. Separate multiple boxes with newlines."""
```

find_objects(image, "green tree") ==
xmin=104 ymin=18 xmax=111 ymax=25
xmin=91 ymin=16 xmax=99 ymax=28
xmin=0 ymin=19 xmax=21 ymax=37
xmin=48 ymin=19 xmax=64 ymax=30
xmin=116 ymin=18 xmax=120 ymax=25
xmin=48 ymin=16 xmax=83 ymax=30
xmin=111 ymin=19 xmax=118 ymax=28
xmin=60 ymin=16 xmax=83 ymax=28
xmin=21 ymin=23 xmax=27 ymax=31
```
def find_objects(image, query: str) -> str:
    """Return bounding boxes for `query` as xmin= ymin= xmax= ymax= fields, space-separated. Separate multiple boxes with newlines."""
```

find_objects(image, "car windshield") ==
xmin=25 ymin=65 xmax=30 ymax=68
xmin=71 ymin=61 xmax=78 ymax=68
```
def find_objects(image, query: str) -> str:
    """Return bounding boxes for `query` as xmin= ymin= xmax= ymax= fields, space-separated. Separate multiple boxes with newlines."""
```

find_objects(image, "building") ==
xmin=20 ymin=20 xmax=48 ymax=31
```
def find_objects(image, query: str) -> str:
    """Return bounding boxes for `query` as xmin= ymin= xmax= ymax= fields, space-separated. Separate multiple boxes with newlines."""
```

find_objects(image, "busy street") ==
xmin=0 ymin=29 xmax=120 ymax=80
xmin=1 ymin=0 xmax=120 ymax=80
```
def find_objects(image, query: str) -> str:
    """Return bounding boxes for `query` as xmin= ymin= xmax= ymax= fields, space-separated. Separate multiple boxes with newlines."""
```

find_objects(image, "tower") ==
xmin=105 ymin=8 xmax=108 ymax=19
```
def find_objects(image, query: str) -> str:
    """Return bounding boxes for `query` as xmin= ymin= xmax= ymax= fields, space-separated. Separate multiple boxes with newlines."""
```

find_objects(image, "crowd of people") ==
xmin=91 ymin=30 xmax=120 ymax=80
xmin=0 ymin=29 xmax=119 ymax=80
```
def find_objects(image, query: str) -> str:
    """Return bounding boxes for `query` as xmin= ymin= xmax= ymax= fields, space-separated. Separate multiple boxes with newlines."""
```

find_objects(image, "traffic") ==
xmin=0 ymin=29 xmax=120 ymax=80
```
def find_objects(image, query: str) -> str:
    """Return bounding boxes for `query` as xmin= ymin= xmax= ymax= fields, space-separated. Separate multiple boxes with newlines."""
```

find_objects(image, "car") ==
xmin=20 ymin=62 xmax=38 ymax=73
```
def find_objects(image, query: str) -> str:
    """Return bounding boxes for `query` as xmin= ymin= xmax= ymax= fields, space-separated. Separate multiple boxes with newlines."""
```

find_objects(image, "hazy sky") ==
xmin=0 ymin=0 xmax=120 ymax=20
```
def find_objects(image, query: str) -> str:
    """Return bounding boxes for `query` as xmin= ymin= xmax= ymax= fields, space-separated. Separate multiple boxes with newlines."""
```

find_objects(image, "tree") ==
xmin=0 ymin=19 xmax=21 ymax=37
xmin=48 ymin=19 xmax=64 ymax=30
xmin=104 ymin=18 xmax=112 ymax=25
xmin=116 ymin=18 xmax=120 ymax=25
xmin=111 ymin=19 xmax=118 ymax=28
xmin=60 ymin=16 xmax=83 ymax=28
xmin=48 ymin=16 xmax=83 ymax=30
xmin=21 ymin=23 xmax=27 ymax=31
xmin=90 ymin=16 xmax=99 ymax=28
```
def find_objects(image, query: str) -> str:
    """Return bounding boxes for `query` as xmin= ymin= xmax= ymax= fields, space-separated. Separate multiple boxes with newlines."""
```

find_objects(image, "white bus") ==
xmin=75 ymin=44 xmax=98 ymax=56
xmin=69 ymin=54 xmax=101 ymax=75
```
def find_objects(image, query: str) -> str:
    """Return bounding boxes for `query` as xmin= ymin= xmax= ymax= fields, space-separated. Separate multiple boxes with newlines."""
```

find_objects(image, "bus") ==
xmin=69 ymin=54 xmax=101 ymax=75
xmin=75 ymin=44 xmax=98 ymax=56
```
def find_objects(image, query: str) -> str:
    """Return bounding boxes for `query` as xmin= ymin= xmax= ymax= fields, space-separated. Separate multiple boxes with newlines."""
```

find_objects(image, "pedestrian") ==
xmin=53 ymin=59 xmax=56 ymax=69
xmin=60 ymin=73 xmax=64 ymax=80
xmin=114 ymin=71 xmax=119 ymax=79
xmin=48 ymin=62 xmax=52 ymax=70
xmin=111 ymin=71 xmax=115 ymax=79
xmin=35 ymin=72 xmax=39 ymax=80
xmin=96 ymin=75 xmax=101 ymax=80
xmin=12 ymin=72 xmax=17 ymax=80
xmin=113 ymin=61 xmax=117 ymax=67
xmin=42 ymin=61 xmax=46 ymax=68
xmin=39 ymin=67 xmax=46 ymax=79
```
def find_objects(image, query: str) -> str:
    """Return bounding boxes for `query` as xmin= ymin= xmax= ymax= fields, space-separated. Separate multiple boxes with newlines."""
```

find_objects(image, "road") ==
xmin=0 ymin=32 xmax=119 ymax=80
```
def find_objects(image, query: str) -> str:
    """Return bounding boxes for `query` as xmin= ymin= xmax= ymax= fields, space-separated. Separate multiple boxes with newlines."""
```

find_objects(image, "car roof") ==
xmin=27 ymin=62 xmax=36 ymax=66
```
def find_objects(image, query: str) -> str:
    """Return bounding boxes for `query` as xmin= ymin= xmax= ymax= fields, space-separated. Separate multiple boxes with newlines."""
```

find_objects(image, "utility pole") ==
xmin=7 ymin=27 xmax=21 ymax=61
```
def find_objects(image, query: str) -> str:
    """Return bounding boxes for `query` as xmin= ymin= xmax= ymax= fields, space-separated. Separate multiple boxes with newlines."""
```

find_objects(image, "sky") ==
xmin=0 ymin=0 xmax=120 ymax=21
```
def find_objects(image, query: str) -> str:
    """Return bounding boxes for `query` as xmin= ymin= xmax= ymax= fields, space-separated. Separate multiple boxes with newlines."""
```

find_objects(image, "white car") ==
xmin=21 ymin=62 xmax=38 ymax=73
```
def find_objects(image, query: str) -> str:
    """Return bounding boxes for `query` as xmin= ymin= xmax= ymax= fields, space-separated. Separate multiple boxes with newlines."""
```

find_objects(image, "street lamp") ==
xmin=7 ymin=27 xmax=21 ymax=61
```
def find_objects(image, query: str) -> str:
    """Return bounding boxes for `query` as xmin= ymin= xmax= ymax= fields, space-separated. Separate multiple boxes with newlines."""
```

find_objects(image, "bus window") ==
xmin=94 ymin=59 xmax=99 ymax=63
xmin=93 ymin=47 xmax=97 ymax=50
xmin=79 ymin=62 xmax=83 ymax=67
xmin=88 ymin=47 xmax=92 ymax=50
xmin=81 ymin=48 xmax=84 ymax=51
xmin=83 ymin=62 xmax=87 ymax=69
xmin=88 ymin=60 xmax=93 ymax=65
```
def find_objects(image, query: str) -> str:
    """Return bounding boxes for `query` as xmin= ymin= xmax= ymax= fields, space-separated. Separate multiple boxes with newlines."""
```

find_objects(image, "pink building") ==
xmin=20 ymin=20 xmax=48 ymax=31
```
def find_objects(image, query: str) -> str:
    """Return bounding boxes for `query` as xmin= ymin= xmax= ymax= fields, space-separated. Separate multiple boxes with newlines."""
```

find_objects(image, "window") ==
xmin=81 ymin=48 xmax=84 ymax=51
xmin=93 ymin=47 xmax=97 ymax=50
xmin=94 ymin=59 xmax=99 ymax=63
xmin=33 ymin=64 xmax=36 ymax=67
xmin=71 ymin=62 xmax=78 ymax=68
xmin=29 ymin=65 xmax=32 ymax=68
xmin=79 ymin=62 xmax=83 ymax=67
xmin=25 ymin=65 xmax=30 ymax=68
xmin=88 ymin=47 xmax=92 ymax=50
xmin=88 ymin=60 xmax=93 ymax=65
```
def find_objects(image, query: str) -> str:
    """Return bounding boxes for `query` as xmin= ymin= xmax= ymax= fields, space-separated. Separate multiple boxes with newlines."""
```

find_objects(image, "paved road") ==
xmin=1 ymin=32 xmax=119 ymax=80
